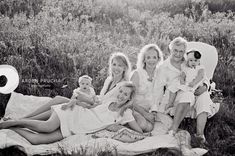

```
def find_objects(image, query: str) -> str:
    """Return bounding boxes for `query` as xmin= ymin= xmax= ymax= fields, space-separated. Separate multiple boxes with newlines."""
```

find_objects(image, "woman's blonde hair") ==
xmin=169 ymin=37 xmax=187 ymax=52
xmin=118 ymin=81 xmax=136 ymax=114
xmin=108 ymin=52 xmax=131 ymax=81
xmin=120 ymin=81 xmax=136 ymax=101
xmin=136 ymin=44 xmax=163 ymax=70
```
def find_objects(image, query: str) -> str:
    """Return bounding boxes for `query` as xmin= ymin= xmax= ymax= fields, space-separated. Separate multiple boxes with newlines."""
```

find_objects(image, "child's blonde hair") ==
xmin=108 ymin=52 xmax=131 ymax=81
xmin=136 ymin=44 xmax=163 ymax=69
xmin=78 ymin=75 xmax=92 ymax=84
xmin=169 ymin=37 xmax=187 ymax=51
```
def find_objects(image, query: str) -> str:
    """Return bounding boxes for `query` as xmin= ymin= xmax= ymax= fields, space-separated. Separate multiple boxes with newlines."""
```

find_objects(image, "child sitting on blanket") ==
xmin=62 ymin=75 xmax=101 ymax=110
xmin=166 ymin=49 xmax=206 ymax=112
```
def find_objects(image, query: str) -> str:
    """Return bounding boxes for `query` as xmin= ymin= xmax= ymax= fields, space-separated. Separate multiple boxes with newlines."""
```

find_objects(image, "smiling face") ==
xmin=111 ymin=58 xmax=126 ymax=78
xmin=171 ymin=44 xmax=186 ymax=62
xmin=79 ymin=78 xmax=91 ymax=92
xmin=187 ymin=52 xmax=200 ymax=68
xmin=116 ymin=86 xmax=132 ymax=105
xmin=144 ymin=48 xmax=159 ymax=69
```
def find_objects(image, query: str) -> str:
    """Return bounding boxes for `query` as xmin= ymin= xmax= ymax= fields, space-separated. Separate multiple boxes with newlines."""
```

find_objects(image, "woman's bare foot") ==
xmin=2 ymin=117 xmax=12 ymax=121
xmin=0 ymin=120 xmax=18 ymax=129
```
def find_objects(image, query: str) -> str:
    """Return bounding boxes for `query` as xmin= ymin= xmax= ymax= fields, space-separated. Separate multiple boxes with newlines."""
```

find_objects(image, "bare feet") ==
xmin=0 ymin=120 xmax=17 ymax=129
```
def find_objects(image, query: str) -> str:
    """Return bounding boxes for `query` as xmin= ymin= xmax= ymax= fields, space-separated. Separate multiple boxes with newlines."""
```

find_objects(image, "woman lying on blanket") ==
xmin=131 ymin=44 xmax=163 ymax=132
xmin=17 ymin=52 xmax=131 ymax=120
xmin=0 ymin=81 xmax=143 ymax=145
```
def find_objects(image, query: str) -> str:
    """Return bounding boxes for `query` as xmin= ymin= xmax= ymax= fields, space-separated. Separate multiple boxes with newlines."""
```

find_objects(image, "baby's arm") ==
xmin=188 ymin=68 xmax=205 ymax=88
xmin=75 ymin=90 xmax=95 ymax=105
xmin=61 ymin=99 xmax=77 ymax=110
xmin=76 ymin=101 xmax=94 ymax=108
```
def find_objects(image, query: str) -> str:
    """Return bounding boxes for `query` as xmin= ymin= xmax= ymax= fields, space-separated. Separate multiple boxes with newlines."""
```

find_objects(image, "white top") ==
xmin=133 ymin=68 xmax=156 ymax=110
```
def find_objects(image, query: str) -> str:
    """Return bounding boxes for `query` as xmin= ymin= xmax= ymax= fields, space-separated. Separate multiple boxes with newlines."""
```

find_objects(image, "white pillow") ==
xmin=4 ymin=92 xmax=52 ymax=119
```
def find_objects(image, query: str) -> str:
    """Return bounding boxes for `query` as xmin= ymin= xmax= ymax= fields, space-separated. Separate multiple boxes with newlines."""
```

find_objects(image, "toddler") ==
xmin=62 ymin=75 xmax=100 ymax=110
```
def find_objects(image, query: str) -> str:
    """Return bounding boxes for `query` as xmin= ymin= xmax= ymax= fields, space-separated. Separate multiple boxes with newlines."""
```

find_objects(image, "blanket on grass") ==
xmin=0 ymin=92 xmax=207 ymax=156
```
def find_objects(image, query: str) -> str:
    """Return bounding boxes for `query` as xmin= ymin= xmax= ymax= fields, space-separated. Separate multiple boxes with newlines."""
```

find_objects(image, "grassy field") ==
xmin=0 ymin=0 xmax=234 ymax=155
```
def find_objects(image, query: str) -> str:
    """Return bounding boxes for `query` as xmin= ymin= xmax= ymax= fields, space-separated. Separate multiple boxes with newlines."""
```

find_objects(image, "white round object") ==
xmin=0 ymin=65 xmax=19 ymax=94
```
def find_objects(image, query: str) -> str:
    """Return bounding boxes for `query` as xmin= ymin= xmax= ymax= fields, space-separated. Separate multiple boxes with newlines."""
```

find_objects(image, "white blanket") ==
xmin=0 ymin=92 xmax=207 ymax=155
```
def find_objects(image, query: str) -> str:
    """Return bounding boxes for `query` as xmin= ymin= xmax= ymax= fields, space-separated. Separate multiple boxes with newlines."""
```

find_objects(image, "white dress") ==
xmin=133 ymin=69 xmax=156 ymax=111
xmin=52 ymin=98 xmax=134 ymax=138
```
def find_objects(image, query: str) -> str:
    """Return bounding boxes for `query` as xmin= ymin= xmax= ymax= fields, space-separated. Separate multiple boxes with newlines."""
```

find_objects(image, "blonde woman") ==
xmin=0 ymin=82 xmax=142 ymax=144
xmin=131 ymin=44 xmax=163 ymax=132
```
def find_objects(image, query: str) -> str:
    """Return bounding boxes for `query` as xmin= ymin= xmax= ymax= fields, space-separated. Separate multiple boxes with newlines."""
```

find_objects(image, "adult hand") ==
xmin=151 ymin=111 xmax=159 ymax=122
xmin=194 ymin=85 xmax=207 ymax=96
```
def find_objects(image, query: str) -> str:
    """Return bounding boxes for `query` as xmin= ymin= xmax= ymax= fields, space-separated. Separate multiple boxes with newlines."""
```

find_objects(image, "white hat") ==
xmin=0 ymin=65 xmax=19 ymax=94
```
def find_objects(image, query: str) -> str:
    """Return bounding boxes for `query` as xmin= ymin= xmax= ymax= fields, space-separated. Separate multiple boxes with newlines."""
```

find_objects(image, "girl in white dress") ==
xmin=131 ymin=44 xmax=163 ymax=132
xmin=0 ymin=81 xmax=142 ymax=144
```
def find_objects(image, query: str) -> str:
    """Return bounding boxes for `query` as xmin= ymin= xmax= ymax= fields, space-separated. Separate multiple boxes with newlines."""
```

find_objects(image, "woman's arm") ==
xmin=151 ymin=67 xmax=167 ymax=112
xmin=130 ymin=71 xmax=140 ymax=89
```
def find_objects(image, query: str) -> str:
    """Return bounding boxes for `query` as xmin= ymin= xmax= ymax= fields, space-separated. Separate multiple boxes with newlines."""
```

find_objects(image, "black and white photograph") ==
xmin=0 ymin=0 xmax=234 ymax=155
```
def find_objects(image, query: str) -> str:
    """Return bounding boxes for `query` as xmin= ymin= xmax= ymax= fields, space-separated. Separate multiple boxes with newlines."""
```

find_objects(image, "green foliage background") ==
xmin=0 ymin=0 xmax=235 ymax=155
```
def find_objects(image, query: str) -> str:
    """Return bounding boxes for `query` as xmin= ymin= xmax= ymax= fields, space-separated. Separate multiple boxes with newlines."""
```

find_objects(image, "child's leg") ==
xmin=0 ymin=111 xmax=60 ymax=133
xmin=23 ymin=96 xmax=70 ymax=119
xmin=11 ymin=128 xmax=63 ymax=145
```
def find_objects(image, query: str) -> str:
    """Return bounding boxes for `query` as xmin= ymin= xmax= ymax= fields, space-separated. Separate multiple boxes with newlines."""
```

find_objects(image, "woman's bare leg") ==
xmin=133 ymin=111 xmax=153 ymax=132
xmin=22 ymin=96 xmax=69 ymax=119
xmin=0 ymin=111 xmax=60 ymax=133
xmin=196 ymin=112 xmax=208 ymax=136
xmin=171 ymin=103 xmax=190 ymax=132
xmin=11 ymin=128 xmax=63 ymax=145
xmin=28 ymin=110 xmax=52 ymax=120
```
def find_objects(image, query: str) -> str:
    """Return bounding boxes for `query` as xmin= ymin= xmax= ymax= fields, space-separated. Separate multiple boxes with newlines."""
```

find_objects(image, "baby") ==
xmin=62 ymin=75 xmax=101 ymax=110
xmin=166 ymin=49 xmax=206 ymax=111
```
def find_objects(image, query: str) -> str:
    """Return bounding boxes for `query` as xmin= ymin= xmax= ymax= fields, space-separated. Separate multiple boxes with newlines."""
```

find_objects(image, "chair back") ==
xmin=186 ymin=42 xmax=218 ymax=80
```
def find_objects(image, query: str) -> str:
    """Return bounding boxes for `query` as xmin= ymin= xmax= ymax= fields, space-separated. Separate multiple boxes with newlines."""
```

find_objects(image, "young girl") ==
xmin=131 ymin=44 xmax=163 ymax=132
xmin=0 ymin=81 xmax=142 ymax=144
xmin=61 ymin=75 xmax=101 ymax=110
xmin=20 ymin=52 xmax=131 ymax=120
